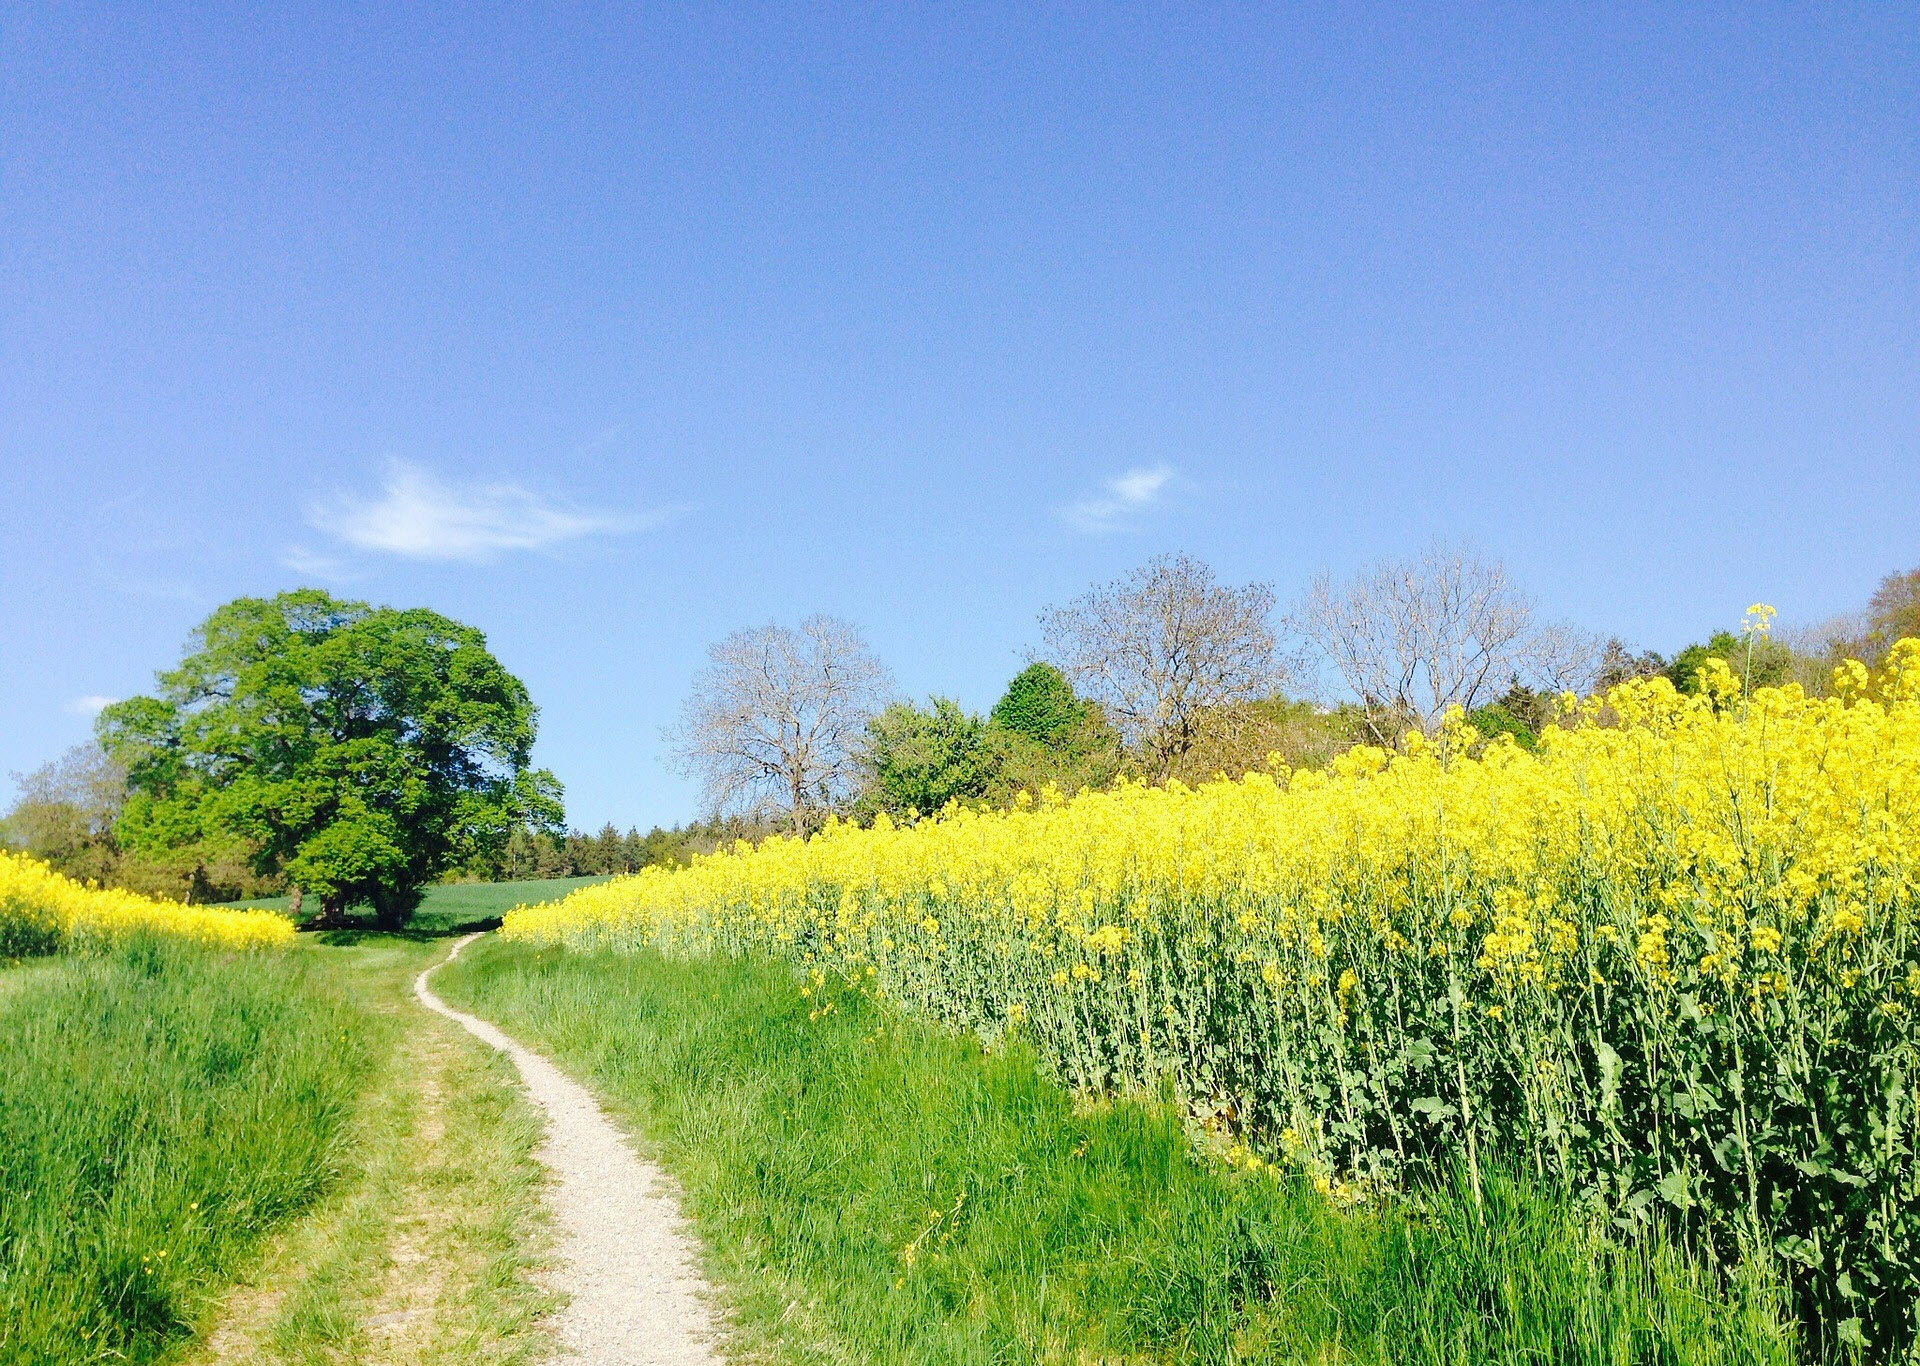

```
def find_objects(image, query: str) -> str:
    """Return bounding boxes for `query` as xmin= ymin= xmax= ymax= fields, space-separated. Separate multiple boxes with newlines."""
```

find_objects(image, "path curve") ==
xmin=416 ymin=934 xmax=722 ymax=1365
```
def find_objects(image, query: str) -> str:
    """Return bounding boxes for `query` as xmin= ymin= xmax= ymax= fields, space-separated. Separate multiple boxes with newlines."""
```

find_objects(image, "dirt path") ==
xmin=187 ymin=937 xmax=556 ymax=1366
xmin=415 ymin=935 xmax=723 ymax=1366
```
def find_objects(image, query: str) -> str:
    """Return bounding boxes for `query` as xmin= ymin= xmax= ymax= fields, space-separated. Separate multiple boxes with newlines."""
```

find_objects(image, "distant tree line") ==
xmin=0 ymin=743 xmax=769 ymax=900
xmin=0 ymin=742 xmax=277 ymax=905
xmin=668 ymin=552 xmax=1920 ymax=833
xmin=460 ymin=815 xmax=778 ymax=882
xmin=6 ymin=561 xmax=1917 ymax=908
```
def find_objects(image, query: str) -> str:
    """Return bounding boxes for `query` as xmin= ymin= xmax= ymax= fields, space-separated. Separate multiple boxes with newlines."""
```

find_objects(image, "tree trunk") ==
xmin=304 ymin=897 xmax=345 ymax=931
xmin=287 ymin=885 xmax=304 ymax=919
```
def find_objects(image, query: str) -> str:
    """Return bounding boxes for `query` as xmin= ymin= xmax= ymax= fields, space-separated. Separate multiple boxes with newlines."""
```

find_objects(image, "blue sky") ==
xmin=3 ymin=4 xmax=1916 ymax=830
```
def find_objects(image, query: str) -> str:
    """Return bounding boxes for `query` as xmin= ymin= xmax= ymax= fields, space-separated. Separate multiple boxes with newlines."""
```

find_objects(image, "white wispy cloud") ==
xmin=281 ymin=545 xmax=350 ymax=579
xmin=66 ymin=695 xmax=118 ymax=717
xmin=310 ymin=462 xmax=651 ymax=562
xmin=1061 ymin=464 xmax=1176 ymax=533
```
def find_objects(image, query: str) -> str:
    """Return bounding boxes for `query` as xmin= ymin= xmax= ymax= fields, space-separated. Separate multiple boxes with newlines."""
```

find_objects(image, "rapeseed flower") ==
xmin=506 ymin=639 xmax=1920 ymax=1349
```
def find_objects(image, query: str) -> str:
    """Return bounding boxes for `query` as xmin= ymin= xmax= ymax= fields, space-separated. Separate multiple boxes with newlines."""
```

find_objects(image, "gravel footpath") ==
xmin=416 ymin=934 xmax=723 ymax=1365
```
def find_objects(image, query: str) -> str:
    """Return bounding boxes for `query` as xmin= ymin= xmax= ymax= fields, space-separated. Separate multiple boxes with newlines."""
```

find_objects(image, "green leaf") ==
xmin=1655 ymin=1169 xmax=1694 ymax=1210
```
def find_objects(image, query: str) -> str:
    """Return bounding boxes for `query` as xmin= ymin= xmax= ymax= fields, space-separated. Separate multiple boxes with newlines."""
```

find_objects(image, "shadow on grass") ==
xmin=303 ymin=916 xmax=502 ymax=946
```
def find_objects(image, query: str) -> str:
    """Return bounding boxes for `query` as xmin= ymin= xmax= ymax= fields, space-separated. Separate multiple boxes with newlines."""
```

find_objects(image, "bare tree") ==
xmin=668 ymin=616 xmax=893 ymax=835
xmin=1594 ymin=636 xmax=1669 ymax=691
xmin=1521 ymin=621 xmax=1607 ymax=697
xmin=2 ymin=743 xmax=127 ymax=881
xmin=1287 ymin=544 xmax=1591 ymax=741
xmin=1040 ymin=553 xmax=1279 ymax=780
xmin=1869 ymin=567 xmax=1920 ymax=645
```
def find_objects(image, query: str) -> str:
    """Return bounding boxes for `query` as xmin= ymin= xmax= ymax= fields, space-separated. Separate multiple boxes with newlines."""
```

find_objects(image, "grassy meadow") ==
xmin=0 ymin=858 xmax=563 ymax=1366
xmin=0 ymin=937 xmax=371 ymax=1364
xmin=216 ymin=874 xmax=613 ymax=930
xmin=438 ymin=937 xmax=1800 ymax=1365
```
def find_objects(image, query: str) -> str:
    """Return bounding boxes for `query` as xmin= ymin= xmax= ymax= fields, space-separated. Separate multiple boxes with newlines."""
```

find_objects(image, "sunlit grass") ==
xmin=215 ymin=875 xmax=612 ymax=931
xmin=0 ymin=938 xmax=370 ymax=1364
xmin=440 ymin=938 xmax=1800 ymax=1365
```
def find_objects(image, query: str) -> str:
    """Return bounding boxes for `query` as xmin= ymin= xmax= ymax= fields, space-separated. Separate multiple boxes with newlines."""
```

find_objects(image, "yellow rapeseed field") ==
xmin=0 ymin=850 xmax=295 ymax=955
xmin=509 ymin=638 xmax=1920 ymax=1349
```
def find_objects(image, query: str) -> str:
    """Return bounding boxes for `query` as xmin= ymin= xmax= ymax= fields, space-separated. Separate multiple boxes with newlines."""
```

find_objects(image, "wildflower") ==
xmin=490 ymin=630 xmax=1920 ymax=1297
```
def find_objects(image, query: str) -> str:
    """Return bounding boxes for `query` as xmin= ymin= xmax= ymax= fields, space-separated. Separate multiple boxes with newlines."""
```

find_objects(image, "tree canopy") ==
xmin=0 ymin=744 xmax=127 ymax=889
xmin=1666 ymin=629 xmax=1792 ymax=695
xmin=862 ymin=697 xmax=999 ymax=819
xmin=989 ymin=663 xmax=1089 ymax=747
xmin=97 ymin=589 xmax=562 ymax=927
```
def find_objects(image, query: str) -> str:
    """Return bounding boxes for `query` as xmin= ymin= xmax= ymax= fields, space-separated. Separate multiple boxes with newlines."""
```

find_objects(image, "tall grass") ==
xmin=440 ymin=938 xmax=1801 ymax=1365
xmin=0 ymin=937 xmax=372 ymax=1365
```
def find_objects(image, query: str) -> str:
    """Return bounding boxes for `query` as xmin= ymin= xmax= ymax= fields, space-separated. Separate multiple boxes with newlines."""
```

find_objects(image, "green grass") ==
xmin=438 ymin=939 xmax=1804 ymax=1366
xmin=0 ymin=939 xmax=373 ymax=1365
xmin=174 ymin=937 xmax=557 ymax=1366
xmin=215 ymin=875 xmax=611 ymax=932
xmin=0 ymin=957 xmax=61 ymax=1007
xmin=0 ymin=934 xmax=559 ymax=1366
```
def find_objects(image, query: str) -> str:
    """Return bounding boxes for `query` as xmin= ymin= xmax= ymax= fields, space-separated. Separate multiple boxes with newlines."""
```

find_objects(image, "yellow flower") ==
xmin=493 ymin=631 xmax=1920 ymax=1235
xmin=0 ymin=851 xmax=294 ymax=954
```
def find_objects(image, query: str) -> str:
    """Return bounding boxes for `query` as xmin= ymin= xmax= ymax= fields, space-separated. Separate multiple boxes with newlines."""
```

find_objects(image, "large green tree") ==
xmin=988 ymin=662 xmax=1089 ymax=747
xmin=1666 ymin=629 xmax=1792 ymax=695
xmin=862 ymin=697 xmax=999 ymax=819
xmin=97 ymin=590 xmax=563 ymax=928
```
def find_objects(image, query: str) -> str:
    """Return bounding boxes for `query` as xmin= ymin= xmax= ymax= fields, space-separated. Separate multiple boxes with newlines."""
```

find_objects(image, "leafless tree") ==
xmin=668 ymin=615 xmax=893 ymax=835
xmin=1869 ymin=567 xmax=1920 ymax=644
xmin=1594 ymin=636 xmax=1669 ymax=691
xmin=1521 ymin=621 xmax=1607 ymax=697
xmin=1287 ymin=544 xmax=1595 ymax=741
xmin=2 ymin=743 xmax=127 ymax=872
xmin=1040 ymin=553 xmax=1279 ymax=780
